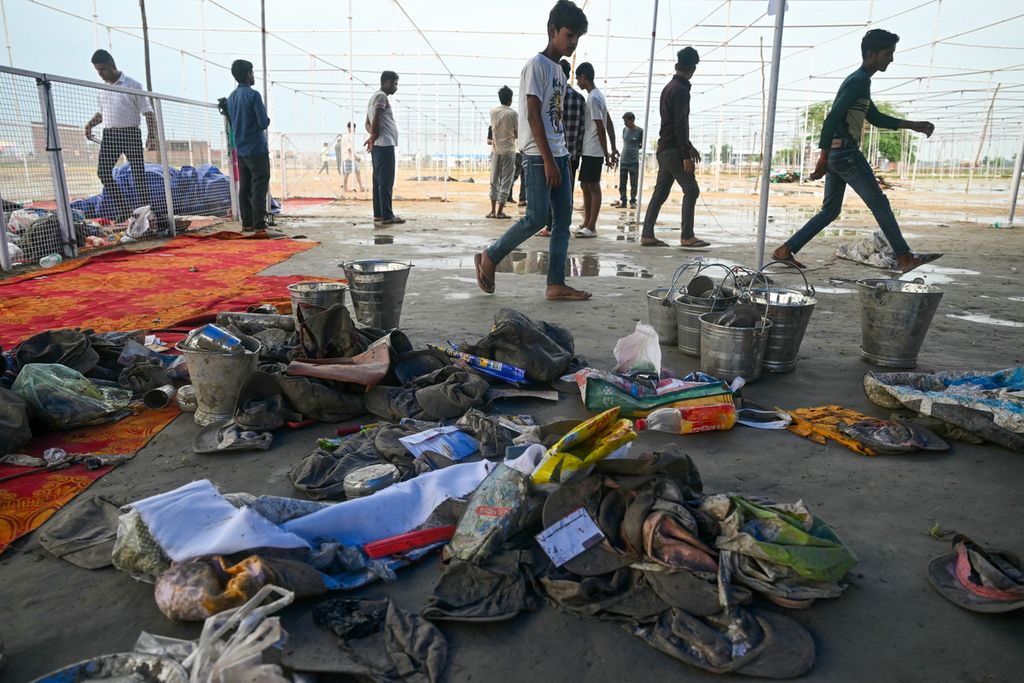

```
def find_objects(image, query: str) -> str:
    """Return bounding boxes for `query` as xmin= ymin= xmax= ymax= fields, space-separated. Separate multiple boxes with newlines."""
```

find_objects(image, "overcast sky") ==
xmin=5 ymin=0 xmax=1023 ymax=159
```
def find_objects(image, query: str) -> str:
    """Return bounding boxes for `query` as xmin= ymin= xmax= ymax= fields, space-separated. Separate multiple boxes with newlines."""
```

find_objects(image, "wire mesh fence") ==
xmin=0 ymin=65 xmax=231 ymax=272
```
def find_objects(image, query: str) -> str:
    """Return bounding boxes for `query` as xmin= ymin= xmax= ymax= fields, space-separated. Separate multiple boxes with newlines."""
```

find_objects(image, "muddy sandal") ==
xmin=899 ymin=252 xmax=943 ymax=274
xmin=546 ymin=287 xmax=593 ymax=301
xmin=474 ymin=252 xmax=495 ymax=294
xmin=641 ymin=238 xmax=670 ymax=247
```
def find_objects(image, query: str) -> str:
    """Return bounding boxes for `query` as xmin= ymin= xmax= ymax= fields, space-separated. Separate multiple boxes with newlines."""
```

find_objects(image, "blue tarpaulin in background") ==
xmin=70 ymin=163 xmax=232 ymax=219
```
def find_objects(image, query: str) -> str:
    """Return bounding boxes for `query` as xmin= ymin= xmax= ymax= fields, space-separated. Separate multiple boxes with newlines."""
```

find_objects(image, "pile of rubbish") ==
xmin=7 ymin=256 xmax=1024 ymax=680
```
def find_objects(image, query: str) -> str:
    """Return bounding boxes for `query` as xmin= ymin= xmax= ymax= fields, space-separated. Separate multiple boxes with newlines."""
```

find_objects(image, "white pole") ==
xmin=0 ymin=0 xmax=13 ymax=66
xmin=603 ymin=0 xmax=611 ymax=92
xmin=348 ymin=0 xmax=354 ymax=125
xmin=199 ymin=0 xmax=209 ymax=101
xmin=91 ymin=0 xmax=100 ymax=49
xmin=633 ymin=0 xmax=659 ymax=225
xmin=1007 ymin=132 xmax=1024 ymax=226
xmin=755 ymin=0 xmax=787 ymax=269
xmin=260 ymin=0 xmax=269 ymax=106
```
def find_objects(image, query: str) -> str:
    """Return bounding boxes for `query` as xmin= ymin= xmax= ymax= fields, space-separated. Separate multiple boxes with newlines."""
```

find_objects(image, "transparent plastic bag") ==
xmin=612 ymin=322 xmax=662 ymax=375
xmin=11 ymin=363 xmax=132 ymax=429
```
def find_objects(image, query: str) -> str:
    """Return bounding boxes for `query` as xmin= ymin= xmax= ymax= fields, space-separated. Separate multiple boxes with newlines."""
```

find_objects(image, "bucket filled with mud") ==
xmin=857 ymin=278 xmax=943 ymax=369
xmin=288 ymin=281 xmax=348 ymax=323
xmin=341 ymin=260 xmax=412 ymax=329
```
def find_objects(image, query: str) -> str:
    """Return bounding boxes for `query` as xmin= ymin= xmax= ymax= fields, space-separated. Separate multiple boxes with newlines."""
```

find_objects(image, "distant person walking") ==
xmin=574 ymin=61 xmax=617 ymax=238
xmin=226 ymin=59 xmax=271 ymax=231
xmin=474 ymin=0 xmax=592 ymax=302
xmin=84 ymin=49 xmax=156 ymax=221
xmin=365 ymin=70 xmax=404 ymax=225
xmin=318 ymin=142 xmax=330 ymax=174
xmin=340 ymin=122 xmax=365 ymax=193
xmin=487 ymin=85 xmax=519 ymax=219
xmin=772 ymin=29 xmax=939 ymax=273
xmin=613 ymin=112 xmax=642 ymax=208
xmin=641 ymin=47 xmax=708 ymax=248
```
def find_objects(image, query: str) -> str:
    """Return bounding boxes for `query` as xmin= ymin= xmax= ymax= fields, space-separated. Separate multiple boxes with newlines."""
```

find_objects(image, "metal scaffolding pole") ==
xmin=633 ymin=0 xmax=659 ymax=226
xmin=755 ymin=1 xmax=787 ymax=269
xmin=1007 ymin=132 xmax=1024 ymax=226
xmin=348 ymin=0 xmax=355 ymax=125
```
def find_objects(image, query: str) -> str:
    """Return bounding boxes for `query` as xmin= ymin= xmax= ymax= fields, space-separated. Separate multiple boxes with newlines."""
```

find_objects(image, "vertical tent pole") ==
xmin=633 ymin=0 xmax=659 ymax=225
xmin=348 ymin=0 xmax=355 ymax=124
xmin=261 ymin=0 xmax=271 ymax=217
xmin=1007 ymin=131 xmax=1024 ymax=226
xmin=755 ymin=0 xmax=786 ymax=269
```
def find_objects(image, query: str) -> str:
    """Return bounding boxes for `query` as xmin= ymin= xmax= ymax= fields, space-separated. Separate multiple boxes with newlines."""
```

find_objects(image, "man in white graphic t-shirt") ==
xmin=475 ymin=1 xmax=592 ymax=302
xmin=574 ymin=61 xmax=618 ymax=238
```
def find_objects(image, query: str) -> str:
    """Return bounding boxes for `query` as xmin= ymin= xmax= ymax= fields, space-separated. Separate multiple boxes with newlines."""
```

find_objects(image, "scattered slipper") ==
xmin=927 ymin=534 xmax=1024 ymax=613
xmin=535 ymin=229 xmax=552 ymax=238
xmin=898 ymin=252 xmax=943 ymax=274
xmin=575 ymin=228 xmax=598 ymax=238
xmin=641 ymin=239 xmax=670 ymax=247
xmin=545 ymin=288 xmax=593 ymax=301
xmin=474 ymin=252 xmax=495 ymax=294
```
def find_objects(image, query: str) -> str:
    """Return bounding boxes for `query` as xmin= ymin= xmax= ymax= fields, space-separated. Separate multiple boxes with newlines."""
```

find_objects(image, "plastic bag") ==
xmin=531 ymin=408 xmax=637 ymax=484
xmin=612 ymin=321 xmax=662 ymax=375
xmin=11 ymin=362 xmax=132 ymax=429
xmin=127 ymin=204 xmax=155 ymax=238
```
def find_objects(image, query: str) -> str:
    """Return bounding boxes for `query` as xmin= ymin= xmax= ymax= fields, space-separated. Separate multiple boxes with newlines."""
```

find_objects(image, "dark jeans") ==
xmin=237 ymin=153 xmax=271 ymax=228
xmin=487 ymin=155 xmax=572 ymax=286
xmin=619 ymin=163 xmax=638 ymax=203
xmin=98 ymin=127 xmax=149 ymax=218
xmin=508 ymin=152 xmax=527 ymax=203
xmin=785 ymin=145 xmax=910 ymax=257
xmin=371 ymin=145 xmax=396 ymax=220
xmin=642 ymin=147 xmax=699 ymax=239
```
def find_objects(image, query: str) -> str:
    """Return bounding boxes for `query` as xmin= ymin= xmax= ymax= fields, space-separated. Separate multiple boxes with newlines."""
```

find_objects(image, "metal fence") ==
xmin=0 ymin=65 xmax=232 ymax=272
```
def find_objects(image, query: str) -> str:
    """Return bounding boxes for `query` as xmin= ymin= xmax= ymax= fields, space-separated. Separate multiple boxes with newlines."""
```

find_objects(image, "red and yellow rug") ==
xmin=0 ymin=231 xmax=332 ymax=553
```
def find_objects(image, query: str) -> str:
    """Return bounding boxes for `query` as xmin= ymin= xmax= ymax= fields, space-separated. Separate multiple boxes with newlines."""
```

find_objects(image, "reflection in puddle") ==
xmin=821 ymin=228 xmax=871 ymax=238
xmin=373 ymin=235 xmax=395 ymax=245
xmin=946 ymin=313 xmax=1024 ymax=328
xmin=445 ymin=292 xmax=472 ymax=300
xmin=899 ymin=264 xmax=979 ymax=286
xmin=496 ymin=251 xmax=653 ymax=279
xmin=813 ymin=286 xmax=855 ymax=294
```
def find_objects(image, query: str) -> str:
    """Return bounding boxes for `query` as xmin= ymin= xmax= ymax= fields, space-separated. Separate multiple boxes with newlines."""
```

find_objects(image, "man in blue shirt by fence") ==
xmin=226 ymin=60 xmax=271 ymax=231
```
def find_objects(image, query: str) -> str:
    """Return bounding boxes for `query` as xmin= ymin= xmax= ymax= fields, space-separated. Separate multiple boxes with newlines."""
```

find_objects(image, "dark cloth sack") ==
xmin=461 ymin=309 xmax=576 ymax=383
xmin=0 ymin=387 xmax=31 ymax=456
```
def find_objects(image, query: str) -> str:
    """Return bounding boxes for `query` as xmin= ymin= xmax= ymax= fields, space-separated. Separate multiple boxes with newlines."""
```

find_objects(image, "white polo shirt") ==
xmin=98 ymin=73 xmax=153 ymax=128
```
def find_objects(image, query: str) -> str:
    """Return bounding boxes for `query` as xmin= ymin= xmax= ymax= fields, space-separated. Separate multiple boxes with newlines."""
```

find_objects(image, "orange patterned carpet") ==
xmin=0 ymin=231 xmax=331 ymax=554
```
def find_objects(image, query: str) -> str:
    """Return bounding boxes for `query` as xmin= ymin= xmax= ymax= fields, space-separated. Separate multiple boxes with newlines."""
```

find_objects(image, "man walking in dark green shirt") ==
xmin=773 ymin=29 xmax=940 ymax=274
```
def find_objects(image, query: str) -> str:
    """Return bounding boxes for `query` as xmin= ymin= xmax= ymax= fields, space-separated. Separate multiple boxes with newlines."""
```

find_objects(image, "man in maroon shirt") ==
xmin=640 ymin=47 xmax=709 ymax=248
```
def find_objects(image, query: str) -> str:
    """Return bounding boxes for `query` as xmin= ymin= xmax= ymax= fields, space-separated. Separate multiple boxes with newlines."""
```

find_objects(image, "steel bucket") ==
xmin=857 ymin=278 xmax=943 ymax=369
xmin=750 ymin=287 xmax=816 ymax=373
xmin=341 ymin=260 xmax=412 ymax=329
xmin=176 ymin=336 xmax=261 ymax=426
xmin=646 ymin=288 xmax=678 ymax=345
xmin=699 ymin=311 xmax=773 ymax=383
xmin=288 ymin=281 xmax=348 ymax=324
xmin=675 ymin=292 xmax=738 ymax=357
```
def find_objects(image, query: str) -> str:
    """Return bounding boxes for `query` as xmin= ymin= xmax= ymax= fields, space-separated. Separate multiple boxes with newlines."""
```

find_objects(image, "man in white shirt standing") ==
xmin=84 ymin=50 xmax=156 ymax=221
xmin=487 ymin=86 xmax=518 ymax=219
xmin=365 ymin=70 xmax=404 ymax=225
xmin=574 ymin=62 xmax=617 ymax=238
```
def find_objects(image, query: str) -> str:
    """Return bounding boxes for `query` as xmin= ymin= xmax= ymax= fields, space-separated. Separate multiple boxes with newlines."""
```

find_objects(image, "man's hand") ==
xmin=692 ymin=149 xmax=702 ymax=164
xmin=364 ymin=135 xmax=377 ymax=153
xmin=909 ymin=121 xmax=935 ymax=138
xmin=85 ymin=126 xmax=97 ymax=143
xmin=683 ymin=158 xmax=694 ymax=174
xmin=145 ymin=134 xmax=157 ymax=152
xmin=604 ymin=152 xmax=617 ymax=170
xmin=543 ymin=157 xmax=561 ymax=188
xmin=809 ymin=150 xmax=829 ymax=181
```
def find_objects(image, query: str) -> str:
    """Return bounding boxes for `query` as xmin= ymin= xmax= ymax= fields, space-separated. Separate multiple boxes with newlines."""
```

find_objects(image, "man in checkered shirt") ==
xmin=537 ymin=58 xmax=585 ymax=237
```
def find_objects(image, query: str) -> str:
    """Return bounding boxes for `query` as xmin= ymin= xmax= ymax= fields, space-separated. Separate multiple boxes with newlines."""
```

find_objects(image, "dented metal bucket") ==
xmin=176 ymin=336 xmax=261 ymax=426
xmin=857 ymin=278 xmax=943 ymax=369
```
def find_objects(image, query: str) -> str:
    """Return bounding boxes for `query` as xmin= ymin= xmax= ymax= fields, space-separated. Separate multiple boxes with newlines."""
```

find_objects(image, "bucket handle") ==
xmin=762 ymin=260 xmax=816 ymax=297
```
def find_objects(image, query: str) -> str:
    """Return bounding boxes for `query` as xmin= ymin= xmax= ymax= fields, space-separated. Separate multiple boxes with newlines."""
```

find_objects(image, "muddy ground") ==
xmin=1 ymin=178 xmax=1022 ymax=681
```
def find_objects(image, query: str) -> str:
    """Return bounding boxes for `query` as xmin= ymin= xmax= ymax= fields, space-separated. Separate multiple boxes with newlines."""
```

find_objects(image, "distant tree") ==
xmin=803 ymin=99 xmax=915 ymax=164
xmin=719 ymin=143 xmax=732 ymax=164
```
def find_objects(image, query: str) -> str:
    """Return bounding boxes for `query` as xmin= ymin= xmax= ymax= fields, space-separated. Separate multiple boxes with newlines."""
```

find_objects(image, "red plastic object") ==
xmin=363 ymin=526 xmax=456 ymax=559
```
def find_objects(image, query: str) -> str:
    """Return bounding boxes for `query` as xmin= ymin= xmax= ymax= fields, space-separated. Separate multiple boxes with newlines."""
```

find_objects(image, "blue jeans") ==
xmin=487 ymin=155 xmax=572 ymax=286
xmin=785 ymin=145 xmax=909 ymax=256
xmin=371 ymin=145 xmax=395 ymax=220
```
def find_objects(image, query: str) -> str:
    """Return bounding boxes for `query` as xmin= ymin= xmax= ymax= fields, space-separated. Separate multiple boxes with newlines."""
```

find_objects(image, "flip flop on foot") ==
xmin=898 ymin=252 xmax=942 ymax=274
xmin=474 ymin=251 xmax=495 ymax=294
xmin=485 ymin=212 xmax=496 ymax=219
xmin=535 ymin=228 xmax=552 ymax=237
xmin=496 ymin=213 xmax=512 ymax=219
xmin=680 ymin=238 xmax=711 ymax=250
xmin=381 ymin=216 xmax=406 ymax=225
xmin=641 ymin=238 xmax=670 ymax=247
xmin=546 ymin=285 xmax=592 ymax=301
xmin=575 ymin=228 xmax=598 ymax=238
xmin=771 ymin=248 xmax=806 ymax=269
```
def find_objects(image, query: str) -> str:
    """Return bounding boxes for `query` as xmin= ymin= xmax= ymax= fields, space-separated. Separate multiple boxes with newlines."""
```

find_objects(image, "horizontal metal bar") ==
xmin=0 ymin=64 xmax=218 ymax=109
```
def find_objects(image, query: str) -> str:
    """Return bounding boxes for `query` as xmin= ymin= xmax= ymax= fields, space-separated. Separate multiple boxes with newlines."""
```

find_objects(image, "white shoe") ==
xmin=575 ymin=228 xmax=597 ymax=238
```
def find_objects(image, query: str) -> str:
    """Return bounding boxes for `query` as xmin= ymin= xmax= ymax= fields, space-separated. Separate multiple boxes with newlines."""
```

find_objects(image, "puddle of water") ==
xmin=1009 ymin=296 xmax=1024 ymax=303
xmin=897 ymin=264 xmax=980 ymax=286
xmin=497 ymin=251 xmax=653 ymax=279
xmin=442 ymin=275 xmax=477 ymax=284
xmin=445 ymin=292 xmax=472 ymax=300
xmin=946 ymin=313 xmax=1024 ymax=328
xmin=813 ymin=286 xmax=855 ymax=294
xmin=373 ymin=235 xmax=394 ymax=245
